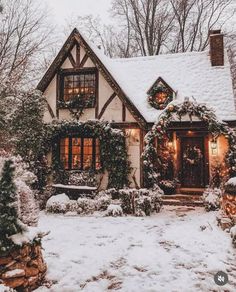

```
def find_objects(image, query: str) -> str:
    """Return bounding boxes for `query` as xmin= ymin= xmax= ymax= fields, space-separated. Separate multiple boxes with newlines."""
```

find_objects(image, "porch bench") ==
xmin=52 ymin=184 xmax=98 ymax=200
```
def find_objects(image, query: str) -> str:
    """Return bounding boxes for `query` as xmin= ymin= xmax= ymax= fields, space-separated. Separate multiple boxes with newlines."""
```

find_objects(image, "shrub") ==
xmin=67 ymin=200 xmax=78 ymax=212
xmin=224 ymin=177 xmax=236 ymax=195
xmin=159 ymin=180 xmax=176 ymax=195
xmin=46 ymin=193 xmax=70 ymax=213
xmin=203 ymin=188 xmax=222 ymax=211
xmin=230 ymin=225 xmax=236 ymax=248
xmin=120 ymin=188 xmax=136 ymax=214
xmin=135 ymin=196 xmax=152 ymax=216
xmin=68 ymin=171 xmax=97 ymax=187
xmin=96 ymin=192 xmax=111 ymax=211
xmin=106 ymin=204 xmax=123 ymax=217
xmin=77 ymin=198 xmax=96 ymax=214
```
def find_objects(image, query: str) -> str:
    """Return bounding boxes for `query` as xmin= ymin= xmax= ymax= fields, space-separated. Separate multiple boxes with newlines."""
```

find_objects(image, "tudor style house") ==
xmin=37 ymin=28 xmax=236 ymax=191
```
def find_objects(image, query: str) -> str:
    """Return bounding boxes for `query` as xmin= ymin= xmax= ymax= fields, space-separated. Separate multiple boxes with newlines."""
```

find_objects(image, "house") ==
xmin=37 ymin=28 xmax=236 ymax=192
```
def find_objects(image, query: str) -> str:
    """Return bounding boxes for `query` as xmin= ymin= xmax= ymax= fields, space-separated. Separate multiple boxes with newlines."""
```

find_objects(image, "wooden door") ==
xmin=180 ymin=137 xmax=205 ymax=187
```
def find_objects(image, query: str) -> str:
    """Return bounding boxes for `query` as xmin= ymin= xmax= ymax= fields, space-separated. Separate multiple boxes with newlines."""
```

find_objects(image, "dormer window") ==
xmin=147 ymin=77 xmax=174 ymax=110
xmin=59 ymin=68 xmax=97 ymax=108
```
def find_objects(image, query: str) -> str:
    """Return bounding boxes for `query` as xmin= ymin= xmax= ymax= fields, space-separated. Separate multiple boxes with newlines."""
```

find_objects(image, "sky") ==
xmin=41 ymin=0 xmax=113 ymax=29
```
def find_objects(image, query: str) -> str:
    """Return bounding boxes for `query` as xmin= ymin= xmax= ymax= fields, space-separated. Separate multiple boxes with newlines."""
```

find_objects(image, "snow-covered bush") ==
xmin=203 ymin=188 xmax=222 ymax=211
xmin=106 ymin=204 xmax=123 ymax=217
xmin=135 ymin=196 xmax=152 ymax=216
xmin=67 ymin=200 xmax=78 ymax=212
xmin=120 ymin=187 xmax=163 ymax=216
xmin=46 ymin=193 xmax=70 ymax=213
xmin=96 ymin=192 xmax=111 ymax=211
xmin=224 ymin=177 xmax=236 ymax=194
xmin=0 ymin=151 xmax=39 ymax=226
xmin=77 ymin=198 xmax=96 ymax=214
xmin=68 ymin=171 xmax=97 ymax=187
xmin=230 ymin=225 xmax=236 ymax=247
xmin=105 ymin=188 xmax=121 ymax=200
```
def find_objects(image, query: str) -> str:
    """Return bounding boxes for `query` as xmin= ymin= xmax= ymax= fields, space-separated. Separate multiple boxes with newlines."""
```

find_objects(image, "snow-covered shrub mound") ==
xmin=230 ymin=225 xmax=236 ymax=247
xmin=77 ymin=198 xmax=96 ymax=214
xmin=120 ymin=187 xmax=163 ymax=216
xmin=0 ymin=151 xmax=39 ymax=226
xmin=135 ymin=196 xmax=152 ymax=216
xmin=106 ymin=204 xmax=123 ymax=217
xmin=225 ymin=177 xmax=236 ymax=194
xmin=67 ymin=200 xmax=78 ymax=212
xmin=68 ymin=171 xmax=97 ymax=186
xmin=96 ymin=191 xmax=112 ymax=211
xmin=203 ymin=188 xmax=222 ymax=211
xmin=46 ymin=193 xmax=70 ymax=213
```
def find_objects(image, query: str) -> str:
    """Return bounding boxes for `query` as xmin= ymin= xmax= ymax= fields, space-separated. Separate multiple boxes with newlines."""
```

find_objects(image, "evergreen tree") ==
xmin=0 ymin=160 xmax=24 ymax=254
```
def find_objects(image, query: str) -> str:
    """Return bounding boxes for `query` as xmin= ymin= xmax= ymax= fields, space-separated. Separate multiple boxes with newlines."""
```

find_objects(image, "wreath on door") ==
xmin=183 ymin=145 xmax=203 ymax=165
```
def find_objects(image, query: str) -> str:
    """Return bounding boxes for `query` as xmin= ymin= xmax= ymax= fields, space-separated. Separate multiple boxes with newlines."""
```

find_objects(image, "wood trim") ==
xmin=46 ymin=100 xmax=55 ymax=119
xmin=147 ymin=76 xmax=175 ymax=95
xmin=76 ymin=43 xmax=80 ymax=67
xmin=140 ymin=129 xmax=145 ymax=187
xmin=110 ymin=122 xmax=140 ymax=128
xmin=79 ymin=53 xmax=89 ymax=68
xmin=95 ymin=70 xmax=99 ymax=118
xmin=122 ymin=103 xmax=126 ymax=122
xmin=56 ymin=72 xmax=60 ymax=118
xmin=98 ymin=92 xmax=116 ymax=119
xmin=68 ymin=52 xmax=76 ymax=68
xmin=204 ymin=135 xmax=210 ymax=186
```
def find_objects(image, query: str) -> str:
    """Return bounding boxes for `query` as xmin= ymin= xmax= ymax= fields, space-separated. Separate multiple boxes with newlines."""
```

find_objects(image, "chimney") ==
xmin=209 ymin=29 xmax=224 ymax=66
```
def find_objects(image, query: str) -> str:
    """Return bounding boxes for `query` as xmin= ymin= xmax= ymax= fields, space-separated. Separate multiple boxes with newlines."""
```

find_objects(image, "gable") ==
xmin=37 ymin=28 xmax=147 ymax=128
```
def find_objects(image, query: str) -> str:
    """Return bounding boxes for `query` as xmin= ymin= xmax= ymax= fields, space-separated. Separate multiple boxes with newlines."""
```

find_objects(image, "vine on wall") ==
xmin=45 ymin=119 xmax=131 ymax=189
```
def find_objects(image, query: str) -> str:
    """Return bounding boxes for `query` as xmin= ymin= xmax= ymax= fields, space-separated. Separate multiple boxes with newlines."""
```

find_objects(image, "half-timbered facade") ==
xmin=37 ymin=28 xmax=236 ymax=191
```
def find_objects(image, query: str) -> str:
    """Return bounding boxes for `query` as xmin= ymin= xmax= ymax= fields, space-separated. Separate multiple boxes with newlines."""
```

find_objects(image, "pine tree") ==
xmin=0 ymin=160 xmax=24 ymax=254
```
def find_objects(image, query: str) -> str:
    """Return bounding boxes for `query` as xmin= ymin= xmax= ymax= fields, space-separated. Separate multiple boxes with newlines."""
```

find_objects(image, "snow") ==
xmin=106 ymin=204 xmax=123 ymax=217
xmin=226 ymin=177 xmax=236 ymax=186
xmin=10 ymin=226 xmax=42 ymax=245
xmin=36 ymin=206 xmax=236 ymax=291
xmin=52 ymin=184 xmax=97 ymax=190
xmin=85 ymin=33 xmax=235 ymax=123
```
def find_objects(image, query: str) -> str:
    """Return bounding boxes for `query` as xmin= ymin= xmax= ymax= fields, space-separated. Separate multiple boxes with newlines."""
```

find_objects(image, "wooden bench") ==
xmin=52 ymin=184 xmax=98 ymax=200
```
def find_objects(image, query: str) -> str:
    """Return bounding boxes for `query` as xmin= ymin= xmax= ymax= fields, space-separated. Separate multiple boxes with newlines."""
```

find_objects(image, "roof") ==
xmin=94 ymin=49 xmax=236 ymax=122
xmin=38 ymin=28 xmax=236 ymax=124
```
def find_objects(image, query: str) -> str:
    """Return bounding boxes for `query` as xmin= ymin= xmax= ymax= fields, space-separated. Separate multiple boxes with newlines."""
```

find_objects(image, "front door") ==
xmin=180 ymin=136 xmax=205 ymax=187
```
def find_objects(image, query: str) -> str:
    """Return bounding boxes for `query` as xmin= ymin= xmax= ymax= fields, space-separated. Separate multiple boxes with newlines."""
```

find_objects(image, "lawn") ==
xmin=36 ymin=206 xmax=236 ymax=292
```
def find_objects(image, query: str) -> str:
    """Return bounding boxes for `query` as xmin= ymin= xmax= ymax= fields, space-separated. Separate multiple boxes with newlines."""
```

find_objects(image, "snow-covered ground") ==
xmin=36 ymin=206 xmax=236 ymax=292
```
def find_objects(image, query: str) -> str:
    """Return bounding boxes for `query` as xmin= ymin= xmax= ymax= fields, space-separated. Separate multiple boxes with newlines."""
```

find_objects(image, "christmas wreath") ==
xmin=148 ymin=85 xmax=172 ymax=110
xmin=183 ymin=145 xmax=203 ymax=166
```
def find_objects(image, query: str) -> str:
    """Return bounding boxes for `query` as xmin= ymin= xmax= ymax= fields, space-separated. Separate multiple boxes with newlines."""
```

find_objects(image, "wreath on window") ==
xmin=148 ymin=85 xmax=172 ymax=110
xmin=183 ymin=145 xmax=203 ymax=166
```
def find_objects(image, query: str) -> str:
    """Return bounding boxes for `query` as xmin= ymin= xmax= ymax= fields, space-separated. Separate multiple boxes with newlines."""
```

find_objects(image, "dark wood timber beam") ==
xmin=98 ymin=92 xmax=116 ymax=119
xmin=79 ymin=53 xmax=89 ymax=68
xmin=68 ymin=52 xmax=76 ymax=68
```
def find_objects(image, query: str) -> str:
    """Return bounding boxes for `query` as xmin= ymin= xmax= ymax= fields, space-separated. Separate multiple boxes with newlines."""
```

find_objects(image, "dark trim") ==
xmin=95 ymin=71 xmax=99 ymax=118
xmin=45 ymin=100 xmax=55 ymax=119
xmin=68 ymin=52 xmax=76 ymax=68
xmin=147 ymin=76 xmax=175 ymax=95
xmin=122 ymin=103 xmax=126 ymax=122
xmin=224 ymin=120 xmax=236 ymax=127
xmin=110 ymin=122 xmax=140 ymax=128
xmin=98 ymin=92 xmax=116 ymax=119
xmin=76 ymin=43 xmax=80 ymax=67
xmin=140 ymin=129 xmax=145 ymax=187
xmin=79 ymin=53 xmax=89 ymax=68
xmin=56 ymin=72 xmax=60 ymax=118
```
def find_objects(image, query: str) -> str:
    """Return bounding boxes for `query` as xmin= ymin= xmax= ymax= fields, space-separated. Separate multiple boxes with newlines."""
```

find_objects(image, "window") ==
xmin=60 ymin=137 xmax=101 ymax=170
xmin=61 ymin=70 xmax=96 ymax=107
xmin=147 ymin=77 xmax=174 ymax=110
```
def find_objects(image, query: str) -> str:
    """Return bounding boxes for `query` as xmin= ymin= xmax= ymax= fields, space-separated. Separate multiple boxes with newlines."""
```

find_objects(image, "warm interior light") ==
xmin=210 ymin=139 xmax=218 ymax=155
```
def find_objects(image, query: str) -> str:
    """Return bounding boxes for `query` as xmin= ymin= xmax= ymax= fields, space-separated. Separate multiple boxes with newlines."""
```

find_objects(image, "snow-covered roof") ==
xmin=90 ymin=41 xmax=236 ymax=122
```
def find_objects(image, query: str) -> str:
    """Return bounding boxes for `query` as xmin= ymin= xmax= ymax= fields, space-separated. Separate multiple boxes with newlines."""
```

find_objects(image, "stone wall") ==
xmin=0 ymin=242 xmax=47 ymax=291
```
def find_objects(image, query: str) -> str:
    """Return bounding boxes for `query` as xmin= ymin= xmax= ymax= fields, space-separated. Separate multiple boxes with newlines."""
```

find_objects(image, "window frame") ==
xmin=58 ymin=68 xmax=98 ymax=108
xmin=59 ymin=135 xmax=101 ymax=171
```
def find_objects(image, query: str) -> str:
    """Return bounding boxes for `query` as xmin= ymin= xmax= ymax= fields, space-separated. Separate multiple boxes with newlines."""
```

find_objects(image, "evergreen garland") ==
xmin=45 ymin=119 xmax=131 ymax=189
xmin=142 ymin=99 xmax=236 ymax=188
xmin=148 ymin=85 xmax=172 ymax=110
xmin=0 ymin=160 xmax=24 ymax=254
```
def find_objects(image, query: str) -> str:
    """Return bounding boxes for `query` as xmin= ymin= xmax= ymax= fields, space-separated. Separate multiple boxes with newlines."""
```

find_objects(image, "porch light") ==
xmin=167 ymin=141 xmax=173 ymax=148
xmin=210 ymin=139 xmax=218 ymax=156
